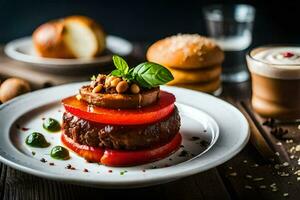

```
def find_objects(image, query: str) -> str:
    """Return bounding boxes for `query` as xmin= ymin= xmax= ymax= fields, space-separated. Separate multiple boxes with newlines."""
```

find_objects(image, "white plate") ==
xmin=4 ymin=36 xmax=133 ymax=72
xmin=0 ymin=84 xmax=249 ymax=188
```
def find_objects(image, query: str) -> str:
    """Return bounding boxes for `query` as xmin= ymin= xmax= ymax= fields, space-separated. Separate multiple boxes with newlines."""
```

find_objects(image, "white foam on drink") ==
xmin=247 ymin=46 xmax=300 ymax=79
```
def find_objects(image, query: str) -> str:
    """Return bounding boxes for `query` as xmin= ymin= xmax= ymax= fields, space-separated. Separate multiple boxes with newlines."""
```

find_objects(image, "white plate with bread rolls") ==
xmin=4 ymin=16 xmax=133 ymax=72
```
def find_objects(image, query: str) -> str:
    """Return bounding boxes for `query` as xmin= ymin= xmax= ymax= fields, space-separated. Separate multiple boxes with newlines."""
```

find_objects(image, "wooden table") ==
xmin=0 ymin=45 xmax=299 ymax=200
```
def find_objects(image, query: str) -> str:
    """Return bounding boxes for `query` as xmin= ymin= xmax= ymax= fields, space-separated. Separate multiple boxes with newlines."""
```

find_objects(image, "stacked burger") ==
xmin=61 ymin=56 xmax=181 ymax=167
xmin=147 ymin=34 xmax=224 ymax=94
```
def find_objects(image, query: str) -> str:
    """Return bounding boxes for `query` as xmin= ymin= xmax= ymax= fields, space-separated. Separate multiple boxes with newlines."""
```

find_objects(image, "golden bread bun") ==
xmin=33 ymin=15 xmax=106 ymax=58
xmin=175 ymin=78 xmax=221 ymax=93
xmin=167 ymin=65 xmax=221 ymax=85
xmin=147 ymin=34 xmax=224 ymax=69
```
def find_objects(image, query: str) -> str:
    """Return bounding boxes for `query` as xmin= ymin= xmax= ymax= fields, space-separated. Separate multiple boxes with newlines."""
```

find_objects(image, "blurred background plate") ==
xmin=4 ymin=35 xmax=133 ymax=73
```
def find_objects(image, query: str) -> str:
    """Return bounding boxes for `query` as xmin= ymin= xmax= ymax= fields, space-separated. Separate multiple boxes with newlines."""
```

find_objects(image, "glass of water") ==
xmin=203 ymin=4 xmax=255 ymax=82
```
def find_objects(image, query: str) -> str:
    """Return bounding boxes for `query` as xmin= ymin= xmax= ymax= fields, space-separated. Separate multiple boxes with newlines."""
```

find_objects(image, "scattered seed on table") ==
xmin=244 ymin=185 xmax=252 ymax=190
xmin=253 ymin=177 xmax=264 ymax=181
xmin=245 ymin=174 xmax=252 ymax=179
xmin=286 ymin=139 xmax=293 ymax=144
xmin=283 ymin=193 xmax=289 ymax=197
xmin=259 ymin=185 xmax=266 ymax=189
xmin=229 ymin=172 xmax=237 ymax=177
xmin=282 ymin=162 xmax=289 ymax=167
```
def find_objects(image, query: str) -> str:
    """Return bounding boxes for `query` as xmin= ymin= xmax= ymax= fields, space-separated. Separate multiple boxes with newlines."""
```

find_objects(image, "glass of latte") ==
xmin=246 ymin=46 xmax=300 ymax=120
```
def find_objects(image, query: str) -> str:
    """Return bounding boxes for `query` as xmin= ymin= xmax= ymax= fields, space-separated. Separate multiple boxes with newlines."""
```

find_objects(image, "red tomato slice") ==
xmin=62 ymin=91 xmax=175 ymax=125
xmin=101 ymin=133 xmax=182 ymax=167
xmin=61 ymin=132 xmax=104 ymax=162
xmin=61 ymin=132 xmax=182 ymax=167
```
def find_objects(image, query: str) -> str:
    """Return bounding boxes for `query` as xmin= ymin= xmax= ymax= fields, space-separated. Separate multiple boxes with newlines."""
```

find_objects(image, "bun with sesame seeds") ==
xmin=146 ymin=34 xmax=224 ymax=69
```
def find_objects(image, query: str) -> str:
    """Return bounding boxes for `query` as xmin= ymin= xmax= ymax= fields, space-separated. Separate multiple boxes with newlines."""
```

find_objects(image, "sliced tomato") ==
xmin=61 ymin=132 xmax=104 ymax=162
xmin=101 ymin=133 xmax=182 ymax=167
xmin=62 ymin=91 xmax=175 ymax=125
xmin=61 ymin=132 xmax=182 ymax=167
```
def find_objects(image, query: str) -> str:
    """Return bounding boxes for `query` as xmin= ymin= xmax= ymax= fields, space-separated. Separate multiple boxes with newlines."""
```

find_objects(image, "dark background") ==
xmin=0 ymin=0 xmax=299 ymax=46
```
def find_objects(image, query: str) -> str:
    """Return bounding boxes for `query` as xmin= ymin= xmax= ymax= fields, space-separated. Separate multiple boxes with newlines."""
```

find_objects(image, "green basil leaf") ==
xmin=133 ymin=62 xmax=173 ymax=88
xmin=112 ymin=55 xmax=129 ymax=74
xmin=110 ymin=69 xmax=122 ymax=77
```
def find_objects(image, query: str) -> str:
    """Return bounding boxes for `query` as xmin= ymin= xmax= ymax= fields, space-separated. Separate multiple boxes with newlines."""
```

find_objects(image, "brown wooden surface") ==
xmin=0 ymin=44 xmax=300 ymax=200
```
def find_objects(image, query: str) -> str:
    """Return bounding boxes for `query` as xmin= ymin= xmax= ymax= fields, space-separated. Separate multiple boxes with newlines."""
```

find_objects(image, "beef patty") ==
xmin=62 ymin=106 xmax=180 ymax=150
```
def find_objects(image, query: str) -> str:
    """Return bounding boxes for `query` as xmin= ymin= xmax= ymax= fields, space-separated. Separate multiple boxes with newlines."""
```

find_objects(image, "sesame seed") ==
xmin=259 ymin=185 xmax=266 ymax=189
xmin=245 ymin=174 xmax=253 ymax=179
xmin=229 ymin=172 xmax=237 ymax=177
xmin=283 ymin=193 xmax=289 ymax=197
xmin=282 ymin=162 xmax=289 ymax=167
xmin=253 ymin=177 xmax=264 ymax=181
xmin=286 ymin=139 xmax=293 ymax=144
xmin=274 ymin=164 xmax=280 ymax=169
xmin=244 ymin=185 xmax=252 ymax=190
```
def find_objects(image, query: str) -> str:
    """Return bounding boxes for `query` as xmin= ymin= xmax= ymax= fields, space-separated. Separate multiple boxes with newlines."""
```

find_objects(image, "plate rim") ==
xmin=4 ymin=35 xmax=133 ymax=68
xmin=0 ymin=83 xmax=249 ymax=188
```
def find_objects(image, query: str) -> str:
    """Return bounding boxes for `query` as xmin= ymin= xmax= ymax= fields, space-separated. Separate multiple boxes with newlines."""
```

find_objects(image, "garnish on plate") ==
xmin=110 ymin=55 xmax=174 ymax=89
xmin=50 ymin=146 xmax=70 ymax=160
xmin=43 ymin=118 xmax=61 ymax=132
xmin=25 ymin=132 xmax=50 ymax=148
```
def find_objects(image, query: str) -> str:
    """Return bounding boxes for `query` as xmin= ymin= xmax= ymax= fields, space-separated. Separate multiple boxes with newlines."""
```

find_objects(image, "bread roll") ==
xmin=33 ymin=15 xmax=106 ymax=58
xmin=167 ymin=65 xmax=221 ymax=85
xmin=0 ymin=78 xmax=31 ymax=103
xmin=147 ymin=34 xmax=224 ymax=69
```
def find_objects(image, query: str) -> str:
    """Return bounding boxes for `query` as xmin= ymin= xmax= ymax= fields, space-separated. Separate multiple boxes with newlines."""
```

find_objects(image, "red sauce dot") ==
xmin=108 ymin=170 xmax=113 ymax=173
xmin=282 ymin=52 xmax=294 ymax=58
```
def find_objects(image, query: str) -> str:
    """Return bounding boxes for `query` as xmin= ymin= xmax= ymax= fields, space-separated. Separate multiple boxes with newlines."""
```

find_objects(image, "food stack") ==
xmin=61 ymin=56 xmax=182 ymax=167
xmin=147 ymin=34 xmax=224 ymax=94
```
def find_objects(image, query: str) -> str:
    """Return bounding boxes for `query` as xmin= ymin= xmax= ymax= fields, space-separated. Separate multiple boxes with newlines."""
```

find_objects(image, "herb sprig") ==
xmin=110 ymin=55 xmax=173 ymax=88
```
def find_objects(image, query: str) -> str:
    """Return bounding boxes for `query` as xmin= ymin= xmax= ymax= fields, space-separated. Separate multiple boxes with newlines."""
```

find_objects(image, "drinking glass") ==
xmin=203 ymin=4 xmax=255 ymax=82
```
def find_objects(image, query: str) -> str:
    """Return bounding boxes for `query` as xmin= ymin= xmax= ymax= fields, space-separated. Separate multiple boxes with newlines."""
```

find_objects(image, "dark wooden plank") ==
xmin=0 ymin=165 xmax=230 ymax=200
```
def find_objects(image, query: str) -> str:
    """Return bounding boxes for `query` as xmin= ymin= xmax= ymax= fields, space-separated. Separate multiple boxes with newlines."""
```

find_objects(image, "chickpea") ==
xmin=110 ymin=78 xmax=121 ymax=87
xmin=116 ymin=81 xmax=128 ymax=93
xmin=92 ymin=84 xmax=102 ymax=93
xmin=76 ymin=94 xmax=82 ymax=100
xmin=130 ymin=84 xmax=140 ymax=94
xmin=105 ymin=76 xmax=116 ymax=87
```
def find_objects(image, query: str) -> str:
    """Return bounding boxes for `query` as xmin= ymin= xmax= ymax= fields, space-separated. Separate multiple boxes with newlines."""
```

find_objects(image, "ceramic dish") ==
xmin=4 ymin=36 xmax=133 ymax=72
xmin=0 ymin=84 xmax=249 ymax=188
